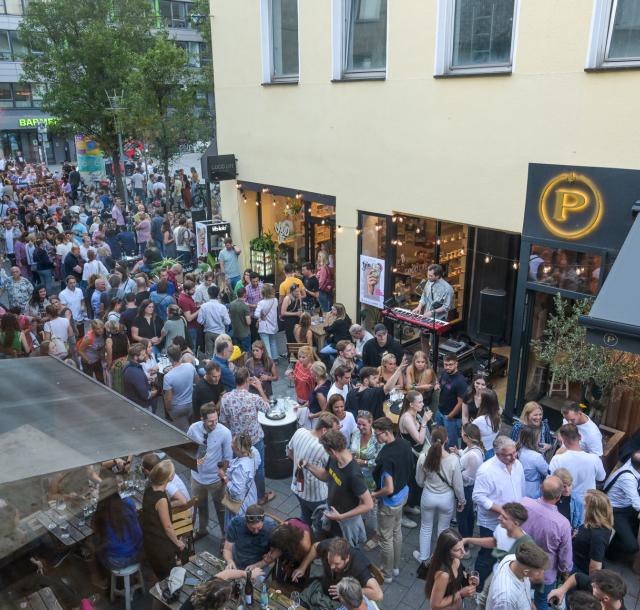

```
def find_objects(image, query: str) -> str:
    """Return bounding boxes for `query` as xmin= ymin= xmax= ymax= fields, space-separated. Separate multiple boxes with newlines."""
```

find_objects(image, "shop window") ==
xmin=0 ymin=31 xmax=10 ymax=61
xmin=434 ymin=0 xmax=518 ymax=76
xmin=9 ymin=30 xmax=27 ymax=60
xmin=13 ymin=83 xmax=32 ymax=107
xmin=332 ymin=0 xmax=387 ymax=80
xmin=0 ymin=82 xmax=12 ymax=107
xmin=528 ymin=246 xmax=602 ymax=296
xmin=267 ymin=0 xmax=299 ymax=82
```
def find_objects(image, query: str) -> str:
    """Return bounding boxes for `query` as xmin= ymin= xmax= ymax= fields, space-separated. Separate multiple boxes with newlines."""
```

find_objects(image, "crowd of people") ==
xmin=0 ymin=159 xmax=637 ymax=610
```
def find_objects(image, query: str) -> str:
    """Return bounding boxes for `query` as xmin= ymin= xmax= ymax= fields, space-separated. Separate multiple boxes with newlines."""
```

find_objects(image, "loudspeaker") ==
xmin=191 ymin=209 xmax=208 ymax=223
xmin=478 ymin=288 xmax=507 ymax=337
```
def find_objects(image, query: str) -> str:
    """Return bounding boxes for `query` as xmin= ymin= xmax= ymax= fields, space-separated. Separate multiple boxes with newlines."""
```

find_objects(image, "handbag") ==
xmin=221 ymin=457 xmax=256 ymax=514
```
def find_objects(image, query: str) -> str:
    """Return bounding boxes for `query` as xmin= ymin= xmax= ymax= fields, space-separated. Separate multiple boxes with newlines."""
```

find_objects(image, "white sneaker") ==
xmin=383 ymin=576 xmax=393 ymax=584
xmin=405 ymin=505 xmax=421 ymax=516
xmin=392 ymin=568 xmax=400 ymax=577
xmin=413 ymin=550 xmax=425 ymax=563
xmin=401 ymin=516 xmax=417 ymax=528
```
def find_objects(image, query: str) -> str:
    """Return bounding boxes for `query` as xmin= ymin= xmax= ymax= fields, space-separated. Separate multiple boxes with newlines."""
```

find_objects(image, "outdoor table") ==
xmin=383 ymin=388 xmax=405 ymax=425
xmin=150 ymin=550 xmax=299 ymax=609
xmin=33 ymin=505 xmax=93 ymax=547
xmin=259 ymin=398 xmax=298 ymax=479
xmin=16 ymin=586 xmax=63 ymax=610
xmin=310 ymin=316 xmax=326 ymax=350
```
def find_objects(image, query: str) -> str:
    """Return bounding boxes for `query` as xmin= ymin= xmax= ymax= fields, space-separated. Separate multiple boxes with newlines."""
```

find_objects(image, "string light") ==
xmin=235 ymin=183 xmax=243 ymax=190
xmin=295 ymin=192 xmax=303 ymax=199
xmin=337 ymin=225 xmax=344 ymax=233
xmin=484 ymin=255 xmax=491 ymax=264
xmin=262 ymin=187 xmax=270 ymax=193
xmin=391 ymin=216 xmax=397 ymax=223
xmin=512 ymin=261 xmax=519 ymax=270
xmin=255 ymin=200 xmax=260 ymax=206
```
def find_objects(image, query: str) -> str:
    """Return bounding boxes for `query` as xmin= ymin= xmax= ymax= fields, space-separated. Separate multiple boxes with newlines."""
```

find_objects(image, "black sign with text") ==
xmin=207 ymin=154 xmax=237 ymax=181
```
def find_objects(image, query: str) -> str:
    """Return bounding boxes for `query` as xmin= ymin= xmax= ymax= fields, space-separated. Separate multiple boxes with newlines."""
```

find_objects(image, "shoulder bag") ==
xmin=221 ymin=456 xmax=256 ymax=515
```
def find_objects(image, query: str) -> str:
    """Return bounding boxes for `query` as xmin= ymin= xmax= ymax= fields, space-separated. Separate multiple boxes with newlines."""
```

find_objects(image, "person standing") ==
xmin=549 ymin=424 xmax=606 ymax=500
xmin=412 ymin=263 xmax=454 ymax=320
xmin=520 ymin=477 xmax=573 ymax=610
xmin=300 ymin=262 xmax=319 ymax=311
xmin=131 ymin=169 xmax=146 ymax=202
xmin=122 ymin=343 xmax=157 ymax=409
xmin=561 ymin=403 xmax=603 ymax=456
xmin=414 ymin=426 xmax=465 ymax=567
xmin=485 ymin=542 xmax=549 ymax=610
xmin=304 ymin=430 xmax=374 ymax=547
xmin=435 ymin=354 xmax=468 ymax=449
xmin=163 ymin=344 xmax=199 ymax=431
xmin=371 ymin=417 xmax=414 ymax=583
xmin=254 ymin=283 xmax=280 ymax=362
xmin=187 ymin=403 xmax=233 ymax=540
xmin=472 ymin=436 xmax=525 ymax=586
xmin=192 ymin=360 xmax=225 ymax=421
xmin=604 ymin=449 xmax=640 ymax=558
xmin=176 ymin=279 xmax=200 ymax=350
xmin=228 ymin=286 xmax=251 ymax=353
xmin=219 ymin=367 xmax=274 ymax=506
xmin=218 ymin=237 xmax=242 ymax=288
xmin=0 ymin=265 xmax=33 ymax=311
xmin=287 ymin=412 xmax=340 ymax=525
xmin=197 ymin=285 xmax=230 ymax=358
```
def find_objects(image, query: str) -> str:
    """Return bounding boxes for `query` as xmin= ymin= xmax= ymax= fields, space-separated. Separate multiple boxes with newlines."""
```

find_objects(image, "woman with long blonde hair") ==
xmin=405 ymin=350 xmax=436 ymax=404
xmin=572 ymin=489 xmax=613 ymax=574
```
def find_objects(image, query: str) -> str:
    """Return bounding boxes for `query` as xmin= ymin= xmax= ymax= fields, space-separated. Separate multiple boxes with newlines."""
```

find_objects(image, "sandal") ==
xmin=258 ymin=491 xmax=276 ymax=505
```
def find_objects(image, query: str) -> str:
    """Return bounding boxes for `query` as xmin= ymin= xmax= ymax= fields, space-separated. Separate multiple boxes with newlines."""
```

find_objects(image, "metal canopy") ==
xmin=0 ymin=357 xmax=191 ymax=485
xmin=579 ymin=211 xmax=640 ymax=354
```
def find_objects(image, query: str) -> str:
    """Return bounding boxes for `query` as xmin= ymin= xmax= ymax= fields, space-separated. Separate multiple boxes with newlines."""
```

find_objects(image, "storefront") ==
xmin=236 ymin=181 xmax=336 ymax=285
xmin=356 ymin=210 xmax=520 ymax=379
xmin=0 ymin=112 xmax=75 ymax=165
xmin=505 ymin=163 xmax=640 ymax=444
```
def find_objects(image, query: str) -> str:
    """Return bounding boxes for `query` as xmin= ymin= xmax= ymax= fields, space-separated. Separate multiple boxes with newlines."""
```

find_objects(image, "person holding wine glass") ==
xmin=424 ymin=528 xmax=477 ymax=610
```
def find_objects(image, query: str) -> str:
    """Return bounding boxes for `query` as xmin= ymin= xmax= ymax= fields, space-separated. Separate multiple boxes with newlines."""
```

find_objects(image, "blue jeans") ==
xmin=534 ymin=583 xmax=555 ymax=610
xmin=235 ymin=335 xmax=251 ymax=353
xmin=227 ymin=275 xmax=240 ymax=290
xmin=188 ymin=327 xmax=198 ymax=352
xmin=318 ymin=290 xmax=332 ymax=313
xmin=475 ymin=525 xmax=496 ymax=587
xmin=435 ymin=412 xmax=462 ymax=448
xmin=458 ymin=484 xmax=475 ymax=538
xmin=254 ymin=439 xmax=266 ymax=500
xmin=259 ymin=332 xmax=280 ymax=361
xmin=37 ymin=268 xmax=53 ymax=293
xmin=297 ymin=496 xmax=325 ymax=527
xmin=155 ymin=238 xmax=164 ymax=256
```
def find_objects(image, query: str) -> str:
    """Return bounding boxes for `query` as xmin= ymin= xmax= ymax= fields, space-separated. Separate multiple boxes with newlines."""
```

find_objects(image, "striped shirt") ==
xmin=287 ymin=428 xmax=328 ymax=502
xmin=486 ymin=554 xmax=531 ymax=610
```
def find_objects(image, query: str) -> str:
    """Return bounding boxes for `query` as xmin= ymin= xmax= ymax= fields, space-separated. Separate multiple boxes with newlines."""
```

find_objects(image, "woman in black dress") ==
xmin=131 ymin=299 xmax=163 ymax=355
xmin=572 ymin=489 xmax=614 ymax=574
xmin=141 ymin=459 xmax=185 ymax=581
xmin=280 ymin=283 xmax=302 ymax=343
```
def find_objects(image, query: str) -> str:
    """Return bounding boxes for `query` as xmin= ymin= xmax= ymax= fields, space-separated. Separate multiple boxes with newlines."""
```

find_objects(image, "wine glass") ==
xmin=289 ymin=591 xmax=301 ymax=610
xmin=468 ymin=570 xmax=480 ymax=605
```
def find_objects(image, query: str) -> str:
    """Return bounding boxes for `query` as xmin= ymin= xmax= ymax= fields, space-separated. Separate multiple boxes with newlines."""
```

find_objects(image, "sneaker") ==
xmin=401 ymin=516 xmax=417 ymax=528
xmin=383 ymin=576 xmax=393 ymax=584
xmin=392 ymin=568 xmax=400 ymax=577
xmin=404 ymin=505 xmax=421 ymax=516
xmin=412 ymin=550 xmax=424 ymax=563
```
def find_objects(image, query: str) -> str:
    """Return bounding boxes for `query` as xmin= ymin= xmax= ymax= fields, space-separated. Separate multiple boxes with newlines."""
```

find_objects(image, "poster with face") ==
xmin=359 ymin=255 xmax=385 ymax=309
xmin=195 ymin=221 xmax=209 ymax=258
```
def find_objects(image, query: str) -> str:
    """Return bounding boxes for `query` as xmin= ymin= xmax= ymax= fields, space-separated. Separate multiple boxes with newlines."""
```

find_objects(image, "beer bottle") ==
xmin=295 ymin=460 xmax=305 ymax=493
xmin=244 ymin=569 xmax=253 ymax=606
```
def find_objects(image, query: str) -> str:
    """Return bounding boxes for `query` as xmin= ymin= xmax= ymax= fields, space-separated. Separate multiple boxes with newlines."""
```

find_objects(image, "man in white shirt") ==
xmin=152 ymin=175 xmax=166 ymax=196
xmin=141 ymin=453 xmax=190 ymax=508
xmin=131 ymin=170 xmax=146 ymax=201
xmin=472 ymin=436 xmax=525 ymax=586
xmin=560 ymin=403 xmax=603 ymax=456
xmin=604 ymin=450 xmax=640 ymax=558
xmin=349 ymin=324 xmax=373 ymax=359
xmin=197 ymin=284 xmax=231 ymax=357
xmin=58 ymin=276 xmax=85 ymax=327
xmin=327 ymin=365 xmax=352 ymax=401
xmin=187 ymin=402 xmax=233 ymax=539
xmin=549 ymin=424 xmax=606 ymax=500
xmin=194 ymin=271 xmax=214 ymax=305
xmin=486 ymin=542 xmax=548 ymax=610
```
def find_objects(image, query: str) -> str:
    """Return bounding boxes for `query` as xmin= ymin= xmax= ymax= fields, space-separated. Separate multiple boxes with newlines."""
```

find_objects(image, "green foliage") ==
xmin=250 ymin=232 xmax=277 ymax=253
xmin=532 ymin=293 xmax=640 ymax=397
xmin=19 ymin=0 xmax=155 ymax=154
xmin=150 ymin=257 xmax=181 ymax=278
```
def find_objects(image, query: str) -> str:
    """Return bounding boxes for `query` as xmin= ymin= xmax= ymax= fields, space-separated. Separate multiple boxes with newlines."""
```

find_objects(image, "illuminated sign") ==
xmin=539 ymin=172 xmax=603 ymax=239
xmin=18 ymin=117 xmax=57 ymax=128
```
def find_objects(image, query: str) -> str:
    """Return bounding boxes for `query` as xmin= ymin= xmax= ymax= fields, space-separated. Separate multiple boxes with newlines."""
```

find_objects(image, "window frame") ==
xmin=0 ymin=83 xmax=37 ymax=108
xmin=434 ymin=0 xmax=520 ymax=77
xmin=260 ymin=0 xmax=300 ymax=84
xmin=0 ymin=0 xmax=26 ymax=16
xmin=331 ymin=0 xmax=388 ymax=81
xmin=587 ymin=0 xmax=640 ymax=69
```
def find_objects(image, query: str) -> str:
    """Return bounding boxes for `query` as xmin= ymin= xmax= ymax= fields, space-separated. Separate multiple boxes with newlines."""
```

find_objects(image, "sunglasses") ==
xmin=246 ymin=516 xmax=264 ymax=523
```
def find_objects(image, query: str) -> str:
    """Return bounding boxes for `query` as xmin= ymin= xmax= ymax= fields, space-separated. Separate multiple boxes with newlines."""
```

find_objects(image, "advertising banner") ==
xmin=75 ymin=135 xmax=103 ymax=173
xmin=359 ymin=255 xmax=385 ymax=309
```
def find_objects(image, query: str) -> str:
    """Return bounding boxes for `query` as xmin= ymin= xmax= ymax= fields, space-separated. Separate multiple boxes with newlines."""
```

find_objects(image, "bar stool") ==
xmin=110 ymin=563 xmax=145 ymax=610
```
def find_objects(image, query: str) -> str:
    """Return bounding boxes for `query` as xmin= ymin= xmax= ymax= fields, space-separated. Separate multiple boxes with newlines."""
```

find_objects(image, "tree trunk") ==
xmin=163 ymin=147 xmax=170 ymax=209
xmin=111 ymin=148 xmax=126 ymax=207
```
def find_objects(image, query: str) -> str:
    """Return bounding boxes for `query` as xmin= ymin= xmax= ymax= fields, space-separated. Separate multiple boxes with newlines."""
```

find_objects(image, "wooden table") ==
xmin=16 ymin=587 xmax=63 ymax=609
xmin=150 ymin=551 xmax=298 ymax=609
xmin=32 ymin=506 xmax=93 ymax=547
xmin=310 ymin=316 xmax=326 ymax=350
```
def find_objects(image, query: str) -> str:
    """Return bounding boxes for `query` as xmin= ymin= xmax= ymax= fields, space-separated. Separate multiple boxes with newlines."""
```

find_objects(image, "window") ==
xmin=434 ymin=0 xmax=518 ymax=76
xmin=260 ymin=0 xmax=299 ymax=83
xmin=176 ymin=40 xmax=205 ymax=68
xmin=334 ymin=0 xmax=387 ymax=79
xmin=0 ymin=31 xmax=10 ymax=61
xmin=271 ymin=0 xmax=299 ymax=80
xmin=0 ymin=83 xmax=38 ymax=107
xmin=0 ymin=0 xmax=26 ymax=15
xmin=9 ymin=30 xmax=27 ymax=60
xmin=159 ymin=0 xmax=192 ymax=29
xmin=588 ymin=0 xmax=640 ymax=68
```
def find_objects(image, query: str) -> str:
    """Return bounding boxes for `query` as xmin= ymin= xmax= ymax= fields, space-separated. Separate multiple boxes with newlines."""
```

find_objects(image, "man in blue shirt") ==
xmin=223 ymin=505 xmax=277 ymax=570
xmin=213 ymin=340 xmax=235 ymax=391
xmin=123 ymin=343 xmax=158 ymax=409
xmin=371 ymin=417 xmax=415 ymax=583
xmin=218 ymin=237 xmax=242 ymax=288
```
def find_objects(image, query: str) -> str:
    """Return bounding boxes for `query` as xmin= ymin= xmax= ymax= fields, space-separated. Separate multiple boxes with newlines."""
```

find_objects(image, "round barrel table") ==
xmin=259 ymin=398 xmax=298 ymax=479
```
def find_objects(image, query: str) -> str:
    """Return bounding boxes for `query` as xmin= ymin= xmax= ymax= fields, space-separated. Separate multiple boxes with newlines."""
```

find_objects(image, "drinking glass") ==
xmin=468 ymin=570 xmax=480 ymax=605
xmin=289 ymin=591 xmax=301 ymax=610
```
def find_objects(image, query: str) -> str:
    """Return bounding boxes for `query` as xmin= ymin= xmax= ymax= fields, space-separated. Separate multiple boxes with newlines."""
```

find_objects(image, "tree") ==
xmin=125 ymin=32 xmax=213 ymax=187
xmin=19 ymin=0 xmax=155 ymax=197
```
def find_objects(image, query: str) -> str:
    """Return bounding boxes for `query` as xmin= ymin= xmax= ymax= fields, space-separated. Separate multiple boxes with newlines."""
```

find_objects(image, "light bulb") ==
xmin=484 ymin=255 xmax=491 ymax=263
xmin=436 ymin=239 xmax=441 ymax=245
xmin=416 ymin=228 xmax=420 ymax=234
xmin=392 ymin=216 xmax=397 ymax=223
xmin=512 ymin=262 xmax=518 ymax=269
xmin=337 ymin=225 xmax=343 ymax=233
xmin=255 ymin=200 xmax=260 ymax=206
xmin=235 ymin=183 xmax=242 ymax=189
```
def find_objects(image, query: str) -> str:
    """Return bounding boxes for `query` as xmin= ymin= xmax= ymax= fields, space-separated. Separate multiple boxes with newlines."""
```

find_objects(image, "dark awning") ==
xmin=579 ymin=209 xmax=640 ymax=353
xmin=0 ymin=357 xmax=193 ymax=485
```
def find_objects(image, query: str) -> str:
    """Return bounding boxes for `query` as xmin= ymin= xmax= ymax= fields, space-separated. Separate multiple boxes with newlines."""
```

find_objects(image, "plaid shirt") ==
xmin=245 ymin=282 xmax=264 ymax=307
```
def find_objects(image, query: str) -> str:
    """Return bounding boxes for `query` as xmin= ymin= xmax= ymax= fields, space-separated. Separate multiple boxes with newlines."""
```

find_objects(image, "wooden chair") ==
xmin=172 ymin=496 xmax=198 ymax=557
xmin=370 ymin=564 xmax=385 ymax=586
xmin=286 ymin=343 xmax=307 ymax=387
